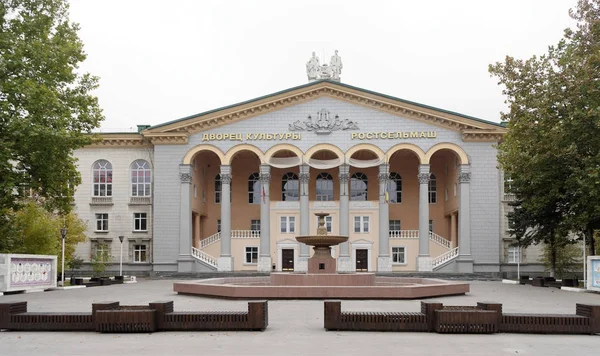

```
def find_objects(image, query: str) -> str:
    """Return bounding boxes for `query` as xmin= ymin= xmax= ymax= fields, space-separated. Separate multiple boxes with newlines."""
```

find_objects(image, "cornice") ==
xmin=143 ymin=133 xmax=188 ymax=145
xmin=461 ymin=130 xmax=505 ymax=142
xmin=87 ymin=134 xmax=152 ymax=148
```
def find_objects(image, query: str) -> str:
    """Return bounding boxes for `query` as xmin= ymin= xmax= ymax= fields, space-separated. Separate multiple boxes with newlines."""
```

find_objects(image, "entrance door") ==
xmin=282 ymin=249 xmax=294 ymax=271
xmin=356 ymin=249 xmax=368 ymax=271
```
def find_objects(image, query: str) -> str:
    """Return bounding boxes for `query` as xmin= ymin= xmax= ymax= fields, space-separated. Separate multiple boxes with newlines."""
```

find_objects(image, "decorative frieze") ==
xmin=418 ymin=173 xmax=430 ymax=184
xmin=220 ymin=174 xmax=232 ymax=184
xmin=179 ymin=173 xmax=192 ymax=184
xmin=458 ymin=172 xmax=472 ymax=183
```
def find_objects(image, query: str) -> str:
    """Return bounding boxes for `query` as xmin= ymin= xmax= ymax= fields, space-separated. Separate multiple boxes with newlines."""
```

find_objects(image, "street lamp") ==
xmin=60 ymin=227 xmax=67 ymax=287
xmin=118 ymin=235 xmax=124 ymax=277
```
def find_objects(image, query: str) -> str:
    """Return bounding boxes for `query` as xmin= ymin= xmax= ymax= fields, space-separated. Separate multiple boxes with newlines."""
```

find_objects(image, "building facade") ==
xmin=72 ymin=79 xmax=530 ymax=275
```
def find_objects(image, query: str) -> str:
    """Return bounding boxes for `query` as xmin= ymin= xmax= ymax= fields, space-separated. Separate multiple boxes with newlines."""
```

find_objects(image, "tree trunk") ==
xmin=549 ymin=230 xmax=556 ymax=278
xmin=590 ymin=229 xmax=596 ymax=256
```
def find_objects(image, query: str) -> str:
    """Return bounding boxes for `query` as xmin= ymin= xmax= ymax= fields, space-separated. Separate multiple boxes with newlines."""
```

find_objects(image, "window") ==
xmin=316 ymin=215 xmax=333 ymax=233
xmin=96 ymin=213 xmax=108 ymax=231
xmin=133 ymin=244 xmax=147 ymax=263
xmin=392 ymin=246 xmax=406 ymax=264
xmin=507 ymin=215 xmax=515 ymax=231
xmin=387 ymin=172 xmax=402 ymax=203
xmin=248 ymin=173 xmax=260 ymax=204
xmin=282 ymin=172 xmax=299 ymax=201
xmin=354 ymin=216 xmax=370 ymax=233
xmin=94 ymin=242 xmax=109 ymax=259
xmin=215 ymin=174 xmax=222 ymax=203
xmin=504 ymin=174 xmax=514 ymax=194
xmin=131 ymin=160 xmax=151 ymax=197
xmin=217 ymin=219 xmax=221 ymax=233
xmin=350 ymin=172 xmax=368 ymax=201
xmin=389 ymin=220 xmax=401 ymax=232
xmin=245 ymin=246 xmax=258 ymax=264
xmin=134 ymin=213 xmax=147 ymax=231
xmin=251 ymin=219 xmax=261 ymax=231
xmin=316 ymin=173 xmax=333 ymax=201
xmin=193 ymin=184 xmax=197 ymax=198
xmin=507 ymin=246 xmax=521 ymax=264
xmin=428 ymin=173 xmax=437 ymax=203
xmin=280 ymin=216 xmax=296 ymax=233
xmin=429 ymin=220 xmax=433 ymax=233
xmin=92 ymin=160 xmax=112 ymax=197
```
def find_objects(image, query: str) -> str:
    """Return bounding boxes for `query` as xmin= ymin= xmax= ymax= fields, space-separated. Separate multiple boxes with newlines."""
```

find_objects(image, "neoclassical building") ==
xmin=73 ymin=78 xmax=527 ymax=274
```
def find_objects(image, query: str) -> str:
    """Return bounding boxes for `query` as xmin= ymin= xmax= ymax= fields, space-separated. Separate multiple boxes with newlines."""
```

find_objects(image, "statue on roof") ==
xmin=306 ymin=50 xmax=342 ymax=82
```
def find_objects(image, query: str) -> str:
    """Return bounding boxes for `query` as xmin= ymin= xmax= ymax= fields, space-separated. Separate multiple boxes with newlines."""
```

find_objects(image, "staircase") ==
xmin=432 ymin=247 xmax=459 ymax=270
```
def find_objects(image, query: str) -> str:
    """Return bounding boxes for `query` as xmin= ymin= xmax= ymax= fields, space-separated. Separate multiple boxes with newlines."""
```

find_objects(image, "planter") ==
xmin=95 ymin=308 xmax=156 ymax=333
xmin=115 ymin=276 xmax=124 ymax=281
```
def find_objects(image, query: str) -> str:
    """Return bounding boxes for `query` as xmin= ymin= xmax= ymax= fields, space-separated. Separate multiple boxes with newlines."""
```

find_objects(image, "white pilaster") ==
xmin=258 ymin=165 xmax=272 ymax=272
xmin=218 ymin=165 xmax=233 ymax=271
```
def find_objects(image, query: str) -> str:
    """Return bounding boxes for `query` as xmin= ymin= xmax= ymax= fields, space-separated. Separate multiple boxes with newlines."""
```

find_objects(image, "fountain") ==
xmin=174 ymin=213 xmax=470 ymax=299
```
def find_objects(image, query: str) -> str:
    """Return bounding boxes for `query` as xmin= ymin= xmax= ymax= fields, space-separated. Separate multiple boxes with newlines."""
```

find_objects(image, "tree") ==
xmin=2 ymin=201 xmax=87 ymax=272
xmin=490 ymin=0 xmax=600 ymax=275
xmin=0 ymin=0 xmax=103 ymax=214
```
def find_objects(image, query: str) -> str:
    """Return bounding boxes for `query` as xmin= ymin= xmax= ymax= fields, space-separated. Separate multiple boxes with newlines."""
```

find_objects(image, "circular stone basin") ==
xmin=173 ymin=274 xmax=470 ymax=299
xmin=295 ymin=235 xmax=348 ymax=247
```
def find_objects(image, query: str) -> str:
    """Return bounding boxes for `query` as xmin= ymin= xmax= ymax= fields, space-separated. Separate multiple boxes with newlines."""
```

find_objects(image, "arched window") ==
xmin=131 ymin=160 xmax=151 ymax=197
xmin=215 ymin=174 xmax=222 ymax=203
xmin=282 ymin=172 xmax=299 ymax=201
xmin=92 ymin=160 xmax=112 ymax=197
xmin=350 ymin=172 xmax=368 ymax=201
xmin=248 ymin=173 xmax=260 ymax=204
xmin=387 ymin=172 xmax=401 ymax=203
xmin=428 ymin=173 xmax=437 ymax=203
xmin=316 ymin=173 xmax=333 ymax=201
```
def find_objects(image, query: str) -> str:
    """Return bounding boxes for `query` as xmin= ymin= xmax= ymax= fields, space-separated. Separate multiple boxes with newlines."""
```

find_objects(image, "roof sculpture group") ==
xmin=306 ymin=50 xmax=343 ymax=82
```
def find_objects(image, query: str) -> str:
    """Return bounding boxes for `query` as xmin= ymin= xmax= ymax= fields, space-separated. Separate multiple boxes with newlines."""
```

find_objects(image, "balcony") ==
xmin=90 ymin=197 xmax=113 ymax=206
xmin=129 ymin=196 xmax=152 ymax=205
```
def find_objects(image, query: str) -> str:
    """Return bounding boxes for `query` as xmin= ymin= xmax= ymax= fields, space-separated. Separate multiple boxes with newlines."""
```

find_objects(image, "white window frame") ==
xmin=244 ymin=246 xmax=259 ymax=264
xmin=130 ymin=159 xmax=151 ymax=197
xmin=316 ymin=216 xmax=333 ymax=233
xmin=354 ymin=216 xmax=370 ymax=233
xmin=428 ymin=174 xmax=437 ymax=204
xmin=251 ymin=219 xmax=261 ymax=231
xmin=507 ymin=246 xmax=521 ymax=264
xmin=94 ymin=242 xmax=109 ymax=259
xmin=391 ymin=246 xmax=406 ymax=265
xmin=389 ymin=220 xmax=401 ymax=232
xmin=95 ymin=213 xmax=109 ymax=232
xmin=133 ymin=244 xmax=148 ymax=263
xmin=280 ymin=216 xmax=296 ymax=233
xmin=92 ymin=160 xmax=112 ymax=197
xmin=133 ymin=213 xmax=147 ymax=232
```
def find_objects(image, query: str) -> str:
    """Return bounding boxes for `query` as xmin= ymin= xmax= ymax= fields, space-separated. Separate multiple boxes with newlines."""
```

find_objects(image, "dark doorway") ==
xmin=282 ymin=249 xmax=294 ymax=271
xmin=356 ymin=249 xmax=368 ymax=271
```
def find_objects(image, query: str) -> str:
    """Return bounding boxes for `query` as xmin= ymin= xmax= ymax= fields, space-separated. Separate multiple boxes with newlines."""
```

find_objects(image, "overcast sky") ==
xmin=68 ymin=0 xmax=578 ymax=131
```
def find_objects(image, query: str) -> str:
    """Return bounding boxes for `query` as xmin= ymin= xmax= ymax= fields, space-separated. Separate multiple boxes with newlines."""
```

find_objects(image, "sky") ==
xmin=68 ymin=0 xmax=579 ymax=132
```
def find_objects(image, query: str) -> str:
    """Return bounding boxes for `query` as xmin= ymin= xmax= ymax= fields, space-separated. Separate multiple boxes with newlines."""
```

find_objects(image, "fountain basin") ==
xmin=173 ymin=274 xmax=470 ymax=299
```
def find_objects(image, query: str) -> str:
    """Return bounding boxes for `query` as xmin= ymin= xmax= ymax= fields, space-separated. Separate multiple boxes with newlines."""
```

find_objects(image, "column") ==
xmin=417 ymin=164 xmax=432 ymax=271
xmin=297 ymin=164 xmax=310 ymax=272
xmin=258 ymin=165 xmax=272 ymax=272
xmin=178 ymin=164 xmax=194 ymax=272
xmin=450 ymin=212 xmax=457 ymax=248
xmin=457 ymin=164 xmax=473 ymax=272
xmin=377 ymin=164 xmax=392 ymax=272
xmin=218 ymin=165 xmax=233 ymax=271
xmin=337 ymin=164 xmax=352 ymax=272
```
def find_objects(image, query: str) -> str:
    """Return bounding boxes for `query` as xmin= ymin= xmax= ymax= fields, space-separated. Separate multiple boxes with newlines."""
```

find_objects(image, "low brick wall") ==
xmin=324 ymin=300 xmax=600 ymax=335
xmin=0 ymin=300 xmax=268 ymax=333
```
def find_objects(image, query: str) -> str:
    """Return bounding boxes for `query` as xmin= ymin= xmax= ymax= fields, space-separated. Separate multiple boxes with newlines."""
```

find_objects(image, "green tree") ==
xmin=490 ymin=0 xmax=600 ymax=274
xmin=3 ymin=201 xmax=87 ymax=272
xmin=0 ymin=0 xmax=103 ymax=214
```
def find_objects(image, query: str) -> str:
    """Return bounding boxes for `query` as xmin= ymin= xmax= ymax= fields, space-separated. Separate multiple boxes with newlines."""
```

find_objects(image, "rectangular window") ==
xmin=95 ymin=213 xmax=108 ymax=231
xmin=215 ymin=190 xmax=221 ymax=204
xmin=354 ymin=216 xmax=370 ymax=233
xmin=245 ymin=246 xmax=258 ymax=264
xmin=94 ymin=242 xmax=109 ymax=259
xmin=280 ymin=216 xmax=296 ymax=233
xmin=429 ymin=220 xmax=433 ymax=233
xmin=389 ymin=220 xmax=401 ymax=231
xmin=507 ymin=215 xmax=515 ymax=231
xmin=134 ymin=244 xmax=147 ymax=262
xmin=217 ymin=219 xmax=221 ymax=233
xmin=392 ymin=246 xmax=406 ymax=264
xmin=134 ymin=213 xmax=147 ymax=231
xmin=251 ymin=219 xmax=261 ymax=231
xmin=316 ymin=216 xmax=333 ymax=233
xmin=508 ymin=246 xmax=520 ymax=264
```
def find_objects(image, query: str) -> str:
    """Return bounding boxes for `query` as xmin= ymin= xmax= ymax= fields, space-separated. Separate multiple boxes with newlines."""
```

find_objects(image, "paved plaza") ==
xmin=0 ymin=279 xmax=599 ymax=356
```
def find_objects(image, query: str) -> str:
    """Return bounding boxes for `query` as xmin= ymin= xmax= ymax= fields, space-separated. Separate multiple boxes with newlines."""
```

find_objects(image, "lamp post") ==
xmin=60 ymin=227 xmax=67 ymax=287
xmin=118 ymin=235 xmax=124 ymax=277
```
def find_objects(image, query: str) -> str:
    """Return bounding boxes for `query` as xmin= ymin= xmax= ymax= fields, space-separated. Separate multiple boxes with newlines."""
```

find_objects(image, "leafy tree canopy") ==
xmin=0 ymin=0 xmax=103 ymax=214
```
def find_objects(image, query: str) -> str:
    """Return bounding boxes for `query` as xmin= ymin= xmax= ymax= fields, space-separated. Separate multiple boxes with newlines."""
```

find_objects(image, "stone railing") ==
xmin=389 ymin=230 xmax=419 ymax=239
xmin=232 ymin=230 xmax=261 ymax=239
xmin=129 ymin=196 xmax=152 ymax=205
xmin=191 ymin=247 xmax=217 ymax=268
xmin=432 ymin=247 xmax=459 ymax=269
xmin=89 ymin=197 xmax=113 ymax=205
xmin=429 ymin=231 xmax=452 ymax=249
xmin=503 ymin=193 xmax=516 ymax=202
xmin=200 ymin=232 xmax=221 ymax=249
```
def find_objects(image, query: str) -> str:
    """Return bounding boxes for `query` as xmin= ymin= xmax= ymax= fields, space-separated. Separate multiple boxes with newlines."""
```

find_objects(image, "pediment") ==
xmin=351 ymin=238 xmax=374 ymax=245
xmin=277 ymin=238 xmax=299 ymax=245
xmin=142 ymin=80 xmax=506 ymax=144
